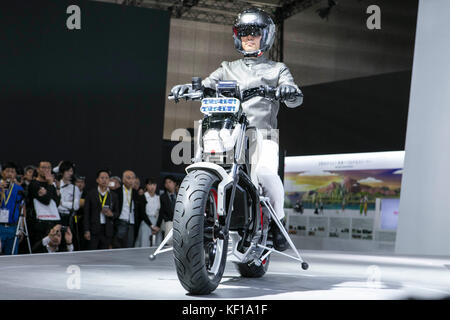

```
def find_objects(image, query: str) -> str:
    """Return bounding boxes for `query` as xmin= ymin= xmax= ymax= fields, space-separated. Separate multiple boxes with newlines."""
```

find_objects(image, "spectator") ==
xmin=109 ymin=176 xmax=121 ymax=191
xmin=133 ymin=177 xmax=140 ymax=191
xmin=133 ymin=177 xmax=145 ymax=196
xmin=75 ymin=175 xmax=86 ymax=210
xmin=18 ymin=165 xmax=36 ymax=254
xmin=28 ymin=161 xmax=63 ymax=252
xmin=135 ymin=178 xmax=161 ymax=247
xmin=113 ymin=170 xmax=149 ymax=248
xmin=75 ymin=175 xmax=86 ymax=198
xmin=152 ymin=175 xmax=178 ymax=244
xmin=83 ymin=170 xmax=119 ymax=250
xmin=57 ymin=161 xmax=81 ymax=232
xmin=0 ymin=162 xmax=25 ymax=255
xmin=32 ymin=224 xmax=73 ymax=253
xmin=75 ymin=175 xmax=87 ymax=249
xmin=15 ymin=166 xmax=24 ymax=188
xmin=21 ymin=165 xmax=36 ymax=192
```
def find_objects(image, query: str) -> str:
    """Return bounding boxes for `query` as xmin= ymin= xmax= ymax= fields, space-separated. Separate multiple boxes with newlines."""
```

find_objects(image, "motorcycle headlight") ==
xmin=203 ymin=129 xmax=225 ymax=154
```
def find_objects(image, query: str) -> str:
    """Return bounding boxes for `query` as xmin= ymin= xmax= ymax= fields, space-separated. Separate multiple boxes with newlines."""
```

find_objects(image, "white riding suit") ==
xmin=202 ymin=54 xmax=303 ymax=220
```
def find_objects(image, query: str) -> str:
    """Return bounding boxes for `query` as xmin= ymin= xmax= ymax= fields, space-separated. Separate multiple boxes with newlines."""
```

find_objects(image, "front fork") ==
xmin=149 ymin=116 xmax=247 ymax=261
xmin=223 ymin=116 xmax=248 ymax=236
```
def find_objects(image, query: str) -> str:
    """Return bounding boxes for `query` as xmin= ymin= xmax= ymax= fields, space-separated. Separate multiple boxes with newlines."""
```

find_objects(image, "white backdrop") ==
xmin=395 ymin=0 xmax=450 ymax=256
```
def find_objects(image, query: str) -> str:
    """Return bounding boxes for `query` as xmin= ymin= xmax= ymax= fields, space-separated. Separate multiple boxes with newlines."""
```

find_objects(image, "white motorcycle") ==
xmin=149 ymin=78 xmax=309 ymax=295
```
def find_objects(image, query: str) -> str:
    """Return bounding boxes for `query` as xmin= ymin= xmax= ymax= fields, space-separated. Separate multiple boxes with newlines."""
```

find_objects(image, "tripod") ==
xmin=12 ymin=204 xmax=32 ymax=254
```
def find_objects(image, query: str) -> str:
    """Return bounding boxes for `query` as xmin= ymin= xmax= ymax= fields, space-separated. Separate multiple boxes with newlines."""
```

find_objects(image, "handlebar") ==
xmin=241 ymin=85 xmax=277 ymax=101
xmin=168 ymin=90 xmax=202 ymax=101
xmin=168 ymin=85 xmax=299 ymax=103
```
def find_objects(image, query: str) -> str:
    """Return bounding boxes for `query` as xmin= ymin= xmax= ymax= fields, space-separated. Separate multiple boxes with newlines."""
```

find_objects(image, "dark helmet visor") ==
xmin=234 ymin=24 xmax=262 ymax=38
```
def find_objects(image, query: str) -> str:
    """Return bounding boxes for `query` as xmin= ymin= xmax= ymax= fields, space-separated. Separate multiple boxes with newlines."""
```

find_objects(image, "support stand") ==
xmin=148 ymin=228 xmax=173 ymax=260
xmin=259 ymin=196 xmax=309 ymax=270
xmin=12 ymin=205 xmax=32 ymax=254
xmin=147 ymin=197 xmax=310 ymax=272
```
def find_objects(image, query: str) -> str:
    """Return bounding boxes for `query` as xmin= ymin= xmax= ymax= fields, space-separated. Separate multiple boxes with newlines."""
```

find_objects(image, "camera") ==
xmin=3 ymin=179 xmax=11 ymax=189
xmin=60 ymin=214 xmax=71 ymax=227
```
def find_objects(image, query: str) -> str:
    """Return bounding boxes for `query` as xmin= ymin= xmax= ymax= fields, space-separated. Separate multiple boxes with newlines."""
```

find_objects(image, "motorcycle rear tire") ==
xmin=235 ymin=254 xmax=270 ymax=278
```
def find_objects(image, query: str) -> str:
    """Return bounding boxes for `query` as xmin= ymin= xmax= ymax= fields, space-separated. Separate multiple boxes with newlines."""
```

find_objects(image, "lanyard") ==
xmin=1 ymin=183 xmax=14 ymax=208
xmin=124 ymin=187 xmax=132 ymax=210
xmin=99 ymin=192 xmax=109 ymax=208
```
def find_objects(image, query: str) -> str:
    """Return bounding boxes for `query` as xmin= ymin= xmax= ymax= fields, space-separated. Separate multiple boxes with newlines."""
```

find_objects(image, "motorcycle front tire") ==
xmin=173 ymin=169 xmax=228 ymax=295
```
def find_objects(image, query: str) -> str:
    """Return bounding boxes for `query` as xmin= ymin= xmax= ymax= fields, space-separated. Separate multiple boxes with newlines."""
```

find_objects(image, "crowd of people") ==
xmin=0 ymin=161 xmax=179 ymax=255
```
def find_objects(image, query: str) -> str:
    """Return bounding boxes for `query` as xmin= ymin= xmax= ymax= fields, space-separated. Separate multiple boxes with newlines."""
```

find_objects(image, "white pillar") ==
xmin=395 ymin=0 xmax=450 ymax=255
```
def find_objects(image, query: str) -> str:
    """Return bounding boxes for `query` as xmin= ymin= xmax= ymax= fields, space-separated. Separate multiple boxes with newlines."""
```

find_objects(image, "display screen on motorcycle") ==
xmin=200 ymin=98 xmax=240 ymax=115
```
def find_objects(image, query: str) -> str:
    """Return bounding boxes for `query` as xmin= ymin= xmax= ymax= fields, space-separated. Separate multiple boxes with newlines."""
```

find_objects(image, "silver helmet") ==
xmin=233 ymin=8 xmax=276 ymax=57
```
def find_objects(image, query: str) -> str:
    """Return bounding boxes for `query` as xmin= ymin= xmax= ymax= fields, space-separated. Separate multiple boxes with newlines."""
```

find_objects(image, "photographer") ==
xmin=32 ymin=224 xmax=74 ymax=253
xmin=28 ymin=161 xmax=62 ymax=252
xmin=56 ymin=161 xmax=81 ymax=249
xmin=0 ymin=162 xmax=25 ymax=255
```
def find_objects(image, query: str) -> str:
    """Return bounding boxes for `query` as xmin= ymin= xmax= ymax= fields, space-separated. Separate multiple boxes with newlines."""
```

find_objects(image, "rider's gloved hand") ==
xmin=171 ymin=84 xmax=190 ymax=101
xmin=275 ymin=84 xmax=297 ymax=102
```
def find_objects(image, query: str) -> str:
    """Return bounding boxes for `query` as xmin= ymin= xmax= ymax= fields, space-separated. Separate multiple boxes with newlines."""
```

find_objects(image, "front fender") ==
xmin=185 ymin=162 xmax=233 ymax=216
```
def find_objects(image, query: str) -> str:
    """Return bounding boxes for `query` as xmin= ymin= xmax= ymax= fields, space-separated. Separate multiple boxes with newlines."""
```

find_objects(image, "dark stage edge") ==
xmin=0 ymin=247 xmax=449 ymax=300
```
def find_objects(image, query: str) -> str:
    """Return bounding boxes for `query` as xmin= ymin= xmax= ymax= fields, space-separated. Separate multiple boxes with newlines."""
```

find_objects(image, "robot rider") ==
xmin=171 ymin=8 xmax=304 ymax=251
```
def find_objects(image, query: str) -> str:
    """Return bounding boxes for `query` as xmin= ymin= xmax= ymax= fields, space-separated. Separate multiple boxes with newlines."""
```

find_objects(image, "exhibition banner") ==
xmin=284 ymin=151 xmax=404 ymax=246
xmin=285 ymin=151 xmax=404 ymax=215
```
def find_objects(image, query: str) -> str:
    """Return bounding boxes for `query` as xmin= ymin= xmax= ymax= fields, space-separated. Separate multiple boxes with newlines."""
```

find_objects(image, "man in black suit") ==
xmin=83 ymin=170 xmax=119 ymax=250
xmin=152 ymin=176 xmax=178 ymax=243
xmin=113 ymin=170 xmax=150 ymax=248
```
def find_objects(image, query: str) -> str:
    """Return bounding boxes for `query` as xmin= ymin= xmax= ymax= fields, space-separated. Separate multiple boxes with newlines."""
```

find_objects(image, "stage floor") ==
xmin=1 ymin=247 xmax=449 ymax=300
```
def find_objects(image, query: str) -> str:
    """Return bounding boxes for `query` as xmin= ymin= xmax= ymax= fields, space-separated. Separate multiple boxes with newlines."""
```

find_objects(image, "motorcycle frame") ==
xmin=187 ymin=112 xmax=267 ymax=264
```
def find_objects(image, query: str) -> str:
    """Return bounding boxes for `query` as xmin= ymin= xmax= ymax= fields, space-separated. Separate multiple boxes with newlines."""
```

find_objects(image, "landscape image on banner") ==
xmin=285 ymin=168 xmax=403 ymax=216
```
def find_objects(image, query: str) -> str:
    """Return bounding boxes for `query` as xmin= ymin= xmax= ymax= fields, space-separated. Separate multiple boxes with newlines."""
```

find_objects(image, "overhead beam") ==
xmin=115 ymin=0 xmax=319 ymax=24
